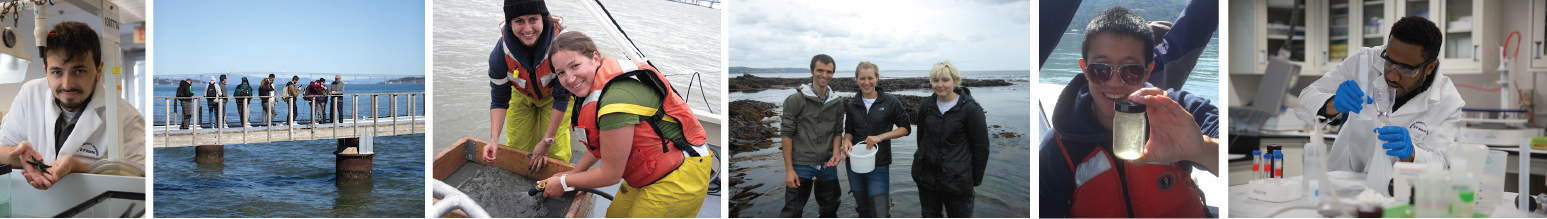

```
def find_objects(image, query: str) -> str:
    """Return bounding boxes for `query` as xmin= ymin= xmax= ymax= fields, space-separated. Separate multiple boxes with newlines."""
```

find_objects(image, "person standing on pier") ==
xmin=205 ymin=75 xmax=227 ymax=128
xmin=0 ymin=21 xmax=146 ymax=189
xmin=778 ymin=54 xmax=846 ymax=218
xmin=176 ymin=79 xmax=196 ymax=129
xmin=283 ymin=76 xmax=301 ymax=126
xmin=259 ymin=74 xmax=276 ymax=126
xmin=235 ymin=77 xmax=252 ymax=127
xmin=330 ymin=74 xmax=345 ymax=124
xmin=480 ymin=0 xmax=576 ymax=171
xmin=306 ymin=78 xmax=328 ymax=125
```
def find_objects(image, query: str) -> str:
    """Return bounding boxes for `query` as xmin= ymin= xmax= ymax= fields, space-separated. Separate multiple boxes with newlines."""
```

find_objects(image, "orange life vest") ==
xmin=1055 ymin=134 xmax=1207 ymax=218
xmin=496 ymin=24 xmax=559 ymax=100
xmin=572 ymin=58 xmax=709 ymax=188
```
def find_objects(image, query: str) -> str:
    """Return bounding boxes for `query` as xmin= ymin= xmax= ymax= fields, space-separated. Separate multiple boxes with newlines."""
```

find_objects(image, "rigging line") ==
xmin=592 ymin=0 xmax=716 ymax=114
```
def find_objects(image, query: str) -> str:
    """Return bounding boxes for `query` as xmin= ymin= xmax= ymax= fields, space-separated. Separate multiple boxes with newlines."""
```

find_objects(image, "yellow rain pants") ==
xmin=605 ymin=150 xmax=713 ymax=218
xmin=503 ymin=93 xmax=573 ymax=162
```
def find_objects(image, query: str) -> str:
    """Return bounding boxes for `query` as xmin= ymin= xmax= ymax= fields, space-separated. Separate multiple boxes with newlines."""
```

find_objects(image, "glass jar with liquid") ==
xmin=1113 ymin=100 xmax=1147 ymax=160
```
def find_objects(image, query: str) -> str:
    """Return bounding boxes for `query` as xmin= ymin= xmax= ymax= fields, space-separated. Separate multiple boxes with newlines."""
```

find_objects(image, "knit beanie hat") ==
xmin=504 ymin=0 xmax=549 ymax=22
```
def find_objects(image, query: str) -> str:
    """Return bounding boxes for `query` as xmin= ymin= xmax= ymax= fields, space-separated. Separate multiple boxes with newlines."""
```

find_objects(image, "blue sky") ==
xmin=154 ymin=0 xmax=425 ymax=76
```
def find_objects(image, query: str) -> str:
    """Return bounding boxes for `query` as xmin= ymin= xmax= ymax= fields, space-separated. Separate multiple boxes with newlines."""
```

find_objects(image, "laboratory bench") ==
xmin=1228 ymin=171 xmax=1532 ymax=218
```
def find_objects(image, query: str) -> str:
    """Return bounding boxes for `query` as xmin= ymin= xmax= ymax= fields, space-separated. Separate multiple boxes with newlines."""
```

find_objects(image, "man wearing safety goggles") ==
xmin=1299 ymin=16 xmax=1462 ymax=174
xmin=1040 ymin=7 xmax=1221 ymax=218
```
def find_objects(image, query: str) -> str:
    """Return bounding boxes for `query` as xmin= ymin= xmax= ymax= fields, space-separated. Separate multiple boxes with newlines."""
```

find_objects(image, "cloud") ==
xmin=730 ymin=0 xmax=1031 ymax=71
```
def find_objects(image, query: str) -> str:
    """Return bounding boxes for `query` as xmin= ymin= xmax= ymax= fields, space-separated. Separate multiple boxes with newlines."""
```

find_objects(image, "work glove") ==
xmin=1334 ymin=80 xmax=1373 ymax=115
xmin=1374 ymin=126 xmax=1414 ymax=159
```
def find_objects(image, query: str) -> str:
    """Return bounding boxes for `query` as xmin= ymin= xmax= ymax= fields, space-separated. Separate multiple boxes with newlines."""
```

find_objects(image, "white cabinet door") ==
xmin=1264 ymin=0 xmax=1310 ymax=73
xmin=1530 ymin=0 xmax=1547 ymax=69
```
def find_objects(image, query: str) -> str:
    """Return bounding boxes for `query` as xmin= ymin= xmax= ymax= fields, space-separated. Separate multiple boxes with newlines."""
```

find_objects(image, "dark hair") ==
xmin=1149 ymin=21 xmax=1173 ymax=42
xmin=547 ymin=31 xmax=599 ymax=59
xmin=1081 ymin=7 xmax=1155 ymax=64
xmin=1389 ymin=16 xmax=1443 ymax=62
xmin=292 ymin=76 xmax=300 ymax=81
xmin=809 ymin=54 xmax=834 ymax=71
xmin=241 ymin=77 xmax=248 ymax=83
xmin=43 ymin=21 xmax=101 ymax=68
xmin=268 ymin=74 xmax=276 ymax=78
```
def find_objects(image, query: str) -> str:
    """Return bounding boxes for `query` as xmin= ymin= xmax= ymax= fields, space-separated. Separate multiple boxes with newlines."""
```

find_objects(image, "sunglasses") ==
xmin=1085 ymin=63 xmax=1148 ymax=86
xmin=1380 ymin=49 xmax=1434 ymax=78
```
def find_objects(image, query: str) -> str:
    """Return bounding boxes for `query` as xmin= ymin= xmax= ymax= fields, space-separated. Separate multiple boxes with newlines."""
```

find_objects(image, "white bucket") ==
xmin=849 ymin=142 xmax=879 ymax=173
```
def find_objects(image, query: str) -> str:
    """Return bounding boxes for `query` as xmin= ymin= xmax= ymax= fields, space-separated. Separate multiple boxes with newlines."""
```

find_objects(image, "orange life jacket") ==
xmin=572 ymin=58 xmax=709 ymax=188
xmin=497 ymin=25 xmax=558 ymax=100
xmin=1055 ymin=134 xmax=1208 ymax=218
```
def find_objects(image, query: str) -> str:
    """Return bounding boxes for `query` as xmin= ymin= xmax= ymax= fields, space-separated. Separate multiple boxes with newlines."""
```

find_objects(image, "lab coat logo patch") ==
xmin=78 ymin=142 xmax=100 ymax=157
xmin=1408 ymin=122 xmax=1430 ymax=146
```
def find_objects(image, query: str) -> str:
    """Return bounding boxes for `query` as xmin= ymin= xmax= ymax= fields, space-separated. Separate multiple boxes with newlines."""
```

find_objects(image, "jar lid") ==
xmin=1115 ymin=99 xmax=1145 ymax=113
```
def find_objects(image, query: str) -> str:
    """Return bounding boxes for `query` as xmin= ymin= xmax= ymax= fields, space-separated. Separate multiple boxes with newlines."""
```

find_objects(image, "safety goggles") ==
xmin=1085 ymin=63 xmax=1148 ymax=86
xmin=1380 ymin=49 xmax=1434 ymax=78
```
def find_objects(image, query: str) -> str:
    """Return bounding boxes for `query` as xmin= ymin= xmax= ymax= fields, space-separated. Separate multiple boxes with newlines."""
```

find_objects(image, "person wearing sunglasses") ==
xmin=1039 ymin=7 xmax=1220 ymax=218
xmin=1298 ymin=16 xmax=1461 ymax=174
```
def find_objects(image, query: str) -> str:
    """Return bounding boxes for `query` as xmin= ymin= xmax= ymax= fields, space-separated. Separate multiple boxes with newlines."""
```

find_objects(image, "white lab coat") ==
xmin=0 ymin=78 xmax=146 ymax=166
xmin=1299 ymin=45 xmax=1464 ymax=173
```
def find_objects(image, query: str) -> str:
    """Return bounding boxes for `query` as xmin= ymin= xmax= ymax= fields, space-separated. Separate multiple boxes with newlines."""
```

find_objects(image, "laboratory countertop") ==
xmin=1233 ymin=130 xmax=1341 ymax=139
xmin=1228 ymin=171 xmax=1535 ymax=218
xmin=6 ymin=172 xmax=145 ymax=217
xmin=1486 ymin=146 xmax=1547 ymax=156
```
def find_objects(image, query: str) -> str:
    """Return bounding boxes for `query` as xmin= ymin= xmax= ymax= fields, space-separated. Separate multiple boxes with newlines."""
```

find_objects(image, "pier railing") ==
xmin=151 ymin=93 xmax=425 ymax=147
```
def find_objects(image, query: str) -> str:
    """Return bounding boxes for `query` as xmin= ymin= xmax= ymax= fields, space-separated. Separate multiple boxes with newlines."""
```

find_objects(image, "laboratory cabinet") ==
xmin=1530 ymin=0 xmax=1547 ymax=70
xmin=1231 ymin=0 xmax=1501 ymax=75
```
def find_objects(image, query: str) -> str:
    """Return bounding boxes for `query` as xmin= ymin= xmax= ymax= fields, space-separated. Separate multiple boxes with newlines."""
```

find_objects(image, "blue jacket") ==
xmin=1148 ymin=0 xmax=1219 ymax=91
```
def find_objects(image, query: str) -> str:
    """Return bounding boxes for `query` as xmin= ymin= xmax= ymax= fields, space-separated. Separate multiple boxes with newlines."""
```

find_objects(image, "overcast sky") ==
xmin=730 ymin=0 xmax=1030 ymax=71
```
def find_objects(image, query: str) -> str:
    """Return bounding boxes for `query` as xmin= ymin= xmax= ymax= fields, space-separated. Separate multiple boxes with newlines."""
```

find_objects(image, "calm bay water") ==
xmin=153 ymin=133 xmax=425 ymax=218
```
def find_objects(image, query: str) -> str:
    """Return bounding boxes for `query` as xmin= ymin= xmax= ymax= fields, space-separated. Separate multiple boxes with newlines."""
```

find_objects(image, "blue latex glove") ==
xmin=1374 ymin=126 xmax=1414 ymax=159
xmin=1334 ymin=80 xmax=1374 ymax=114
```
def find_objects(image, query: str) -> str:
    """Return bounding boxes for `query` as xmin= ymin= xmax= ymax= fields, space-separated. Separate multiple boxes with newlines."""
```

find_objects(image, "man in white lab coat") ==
xmin=1299 ymin=16 xmax=1462 ymax=173
xmin=0 ymin=21 xmax=145 ymax=190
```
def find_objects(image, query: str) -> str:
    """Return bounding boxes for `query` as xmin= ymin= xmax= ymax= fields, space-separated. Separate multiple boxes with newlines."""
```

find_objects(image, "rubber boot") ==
xmin=815 ymin=180 xmax=841 ymax=218
xmin=778 ymin=178 xmax=815 ymax=218
xmin=871 ymin=193 xmax=891 ymax=218
xmin=852 ymin=191 xmax=874 ymax=218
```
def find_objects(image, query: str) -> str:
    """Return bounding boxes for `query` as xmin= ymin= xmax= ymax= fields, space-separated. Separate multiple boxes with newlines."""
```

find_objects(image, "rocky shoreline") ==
xmin=730 ymin=73 xmax=1014 ymax=92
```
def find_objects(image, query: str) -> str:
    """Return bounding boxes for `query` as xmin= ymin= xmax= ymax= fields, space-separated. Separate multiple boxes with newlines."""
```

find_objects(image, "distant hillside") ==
xmin=730 ymin=67 xmax=809 ymax=73
xmin=155 ymin=78 xmax=206 ymax=85
xmin=382 ymin=76 xmax=425 ymax=84
xmin=1062 ymin=0 xmax=1186 ymax=33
